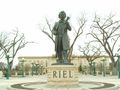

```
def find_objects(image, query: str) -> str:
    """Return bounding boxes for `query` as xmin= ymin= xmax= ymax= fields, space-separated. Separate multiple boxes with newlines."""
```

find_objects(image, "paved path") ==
xmin=0 ymin=74 xmax=120 ymax=90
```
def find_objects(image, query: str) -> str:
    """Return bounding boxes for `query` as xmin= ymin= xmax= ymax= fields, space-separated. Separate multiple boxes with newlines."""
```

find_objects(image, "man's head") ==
xmin=58 ymin=11 xmax=66 ymax=20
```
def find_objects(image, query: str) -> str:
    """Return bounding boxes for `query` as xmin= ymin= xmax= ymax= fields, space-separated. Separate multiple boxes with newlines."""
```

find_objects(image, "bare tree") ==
xmin=40 ymin=16 xmax=86 ymax=62
xmin=0 ymin=32 xmax=9 ymax=59
xmin=39 ymin=18 xmax=55 ymax=44
xmin=68 ymin=17 xmax=86 ymax=62
xmin=0 ymin=29 xmax=30 ymax=69
xmin=0 ymin=29 xmax=31 ymax=78
xmin=79 ymin=42 xmax=101 ymax=74
xmin=89 ymin=14 xmax=120 ymax=68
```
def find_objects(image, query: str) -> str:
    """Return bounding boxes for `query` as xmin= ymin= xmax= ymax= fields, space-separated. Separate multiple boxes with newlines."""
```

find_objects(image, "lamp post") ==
xmin=45 ymin=60 xmax=47 ymax=73
xmin=118 ymin=55 xmax=120 ymax=78
xmin=89 ymin=62 xmax=93 ymax=75
xmin=31 ymin=63 xmax=35 ymax=76
xmin=93 ymin=62 xmax=96 ymax=76
xmin=40 ymin=65 xmax=43 ymax=75
xmin=20 ymin=58 xmax=25 ymax=77
xmin=101 ymin=58 xmax=106 ymax=77
xmin=35 ymin=64 xmax=40 ymax=75
xmin=115 ymin=54 xmax=120 ymax=79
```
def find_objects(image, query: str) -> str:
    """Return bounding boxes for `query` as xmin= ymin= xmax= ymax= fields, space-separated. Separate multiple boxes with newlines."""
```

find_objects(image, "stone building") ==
xmin=17 ymin=56 xmax=111 ymax=75
xmin=18 ymin=55 xmax=110 ymax=68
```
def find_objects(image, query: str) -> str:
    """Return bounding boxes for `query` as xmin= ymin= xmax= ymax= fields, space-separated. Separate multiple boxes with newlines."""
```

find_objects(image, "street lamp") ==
xmin=89 ymin=62 xmax=92 ymax=75
xmin=31 ymin=63 xmax=36 ymax=76
xmin=45 ymin=60 xmax=47 ymax=74
xmin=115 ymin=53 xmax=120 ymax=79
xmin=101 ymin=57 xmax=106 ymax=77
xmin=92 ymin=62 xmax=96 ymax=76
xmin=39 ymin=64 xmax=43 ymax=75
xmin=20 ymin=58 xmax=25 ymax=77
xmin=35 ymin=64 xmax=40 ymax=75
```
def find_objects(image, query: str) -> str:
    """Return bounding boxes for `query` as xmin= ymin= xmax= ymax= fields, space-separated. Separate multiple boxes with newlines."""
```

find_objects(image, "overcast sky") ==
xmin=0 ymin=0 xmax=120 ymax=57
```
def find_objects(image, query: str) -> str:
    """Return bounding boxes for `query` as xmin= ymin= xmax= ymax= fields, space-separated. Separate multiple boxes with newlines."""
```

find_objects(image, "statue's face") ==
xmin=60 ymin=17 xmax=65 ymax=20
xmin=59 ymin=11 xmax=66 ymax=20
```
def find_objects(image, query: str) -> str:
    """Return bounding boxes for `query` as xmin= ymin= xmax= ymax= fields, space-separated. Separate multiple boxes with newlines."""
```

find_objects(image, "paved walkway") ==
xmin=0 ymin=74 xmax=120 ymax=90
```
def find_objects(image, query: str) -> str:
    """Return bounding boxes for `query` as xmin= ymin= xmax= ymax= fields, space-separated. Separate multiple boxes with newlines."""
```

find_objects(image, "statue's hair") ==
xmin=58 ymin=11 xmax=66 ymax=19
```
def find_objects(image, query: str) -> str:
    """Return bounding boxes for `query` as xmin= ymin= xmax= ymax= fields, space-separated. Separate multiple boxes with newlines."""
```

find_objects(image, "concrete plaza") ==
xmin=0 ymin=74 xmax=120 ymax=90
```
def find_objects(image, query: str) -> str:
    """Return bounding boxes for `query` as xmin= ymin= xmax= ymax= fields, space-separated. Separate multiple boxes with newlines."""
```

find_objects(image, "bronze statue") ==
xmin=52 ymin=11 xmax=71 ymax=64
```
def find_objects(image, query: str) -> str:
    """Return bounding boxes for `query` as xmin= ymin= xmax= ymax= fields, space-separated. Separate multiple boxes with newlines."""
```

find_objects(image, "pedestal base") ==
xmin=47 ymin=64 xmax=79 ymax=85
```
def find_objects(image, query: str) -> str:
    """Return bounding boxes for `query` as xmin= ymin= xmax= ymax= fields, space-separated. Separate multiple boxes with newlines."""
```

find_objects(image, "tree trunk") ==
xmin=89 ymin=62 xmax=93 ymax=75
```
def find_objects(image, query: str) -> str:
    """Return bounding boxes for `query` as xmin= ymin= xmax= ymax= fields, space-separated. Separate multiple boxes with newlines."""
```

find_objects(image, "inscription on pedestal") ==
xmin=47 ymin=65 xmax=79 ymax=85
xmin=53 ymin=70 xmax=73 ymax=78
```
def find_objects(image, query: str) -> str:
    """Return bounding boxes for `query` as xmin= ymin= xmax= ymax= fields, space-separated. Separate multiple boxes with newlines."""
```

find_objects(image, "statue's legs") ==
xmin=57 ymin=51 xmax=62 ymax=63
xmin=57 ymin=37 xmax=63 ymax=63
xmin=63 ymin=50 xmax=68 ymax=64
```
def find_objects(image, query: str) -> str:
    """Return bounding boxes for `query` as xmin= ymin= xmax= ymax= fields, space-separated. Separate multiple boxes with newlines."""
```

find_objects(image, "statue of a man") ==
xmin=52 ymin=11 xmax=71 ymax=64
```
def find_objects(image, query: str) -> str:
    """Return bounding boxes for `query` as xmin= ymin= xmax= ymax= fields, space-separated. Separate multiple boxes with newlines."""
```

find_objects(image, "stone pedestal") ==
xmin=47 ymin=64 xmax=79 ymax=85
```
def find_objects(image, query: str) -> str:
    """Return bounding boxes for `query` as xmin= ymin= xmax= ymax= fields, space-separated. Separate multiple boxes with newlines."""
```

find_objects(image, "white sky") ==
xmin=0 ymin=0 xmax=120 ymax=57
